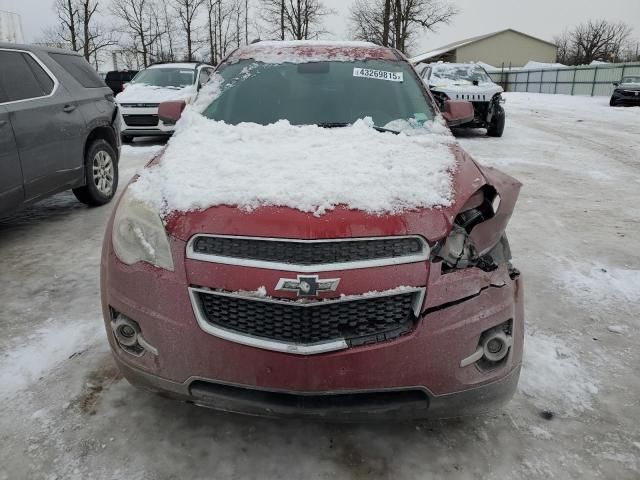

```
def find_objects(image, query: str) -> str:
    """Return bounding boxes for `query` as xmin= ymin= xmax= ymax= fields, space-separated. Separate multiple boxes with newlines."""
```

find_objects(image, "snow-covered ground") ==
xmin=0 ymin=93 xmax=639 ymax=479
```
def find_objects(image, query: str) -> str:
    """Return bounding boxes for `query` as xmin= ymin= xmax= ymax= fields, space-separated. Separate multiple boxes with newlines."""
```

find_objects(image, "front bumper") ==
xmin=118 ymin=105 xmax=176 ymax=137
xmin=114 ymin=353 xmax=521 ymax=421
xmin=611 ymin=92 xmax=640 ymax=105
xmin=101 ymin=233 xmax=524 ymax=419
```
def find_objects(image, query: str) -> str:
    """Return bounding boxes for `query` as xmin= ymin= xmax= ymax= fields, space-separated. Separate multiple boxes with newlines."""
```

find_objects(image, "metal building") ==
xmin=0 ymin=10 xmax=24 ymax=44
xmin=411 ymin=29 xmax=558 ymax=68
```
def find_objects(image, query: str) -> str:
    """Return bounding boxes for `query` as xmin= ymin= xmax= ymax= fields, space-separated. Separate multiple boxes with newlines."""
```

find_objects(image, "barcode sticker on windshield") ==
xmin=353 ymin=68 xmax=403 ymax=82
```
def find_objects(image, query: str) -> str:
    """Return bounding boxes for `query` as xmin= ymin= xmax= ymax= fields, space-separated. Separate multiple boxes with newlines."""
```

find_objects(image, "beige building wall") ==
xmin=456 ymin=30 xmax=557 ymax=67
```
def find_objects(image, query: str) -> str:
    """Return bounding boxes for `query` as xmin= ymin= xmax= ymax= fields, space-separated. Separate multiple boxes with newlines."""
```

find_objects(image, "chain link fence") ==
xmin=488 ymin=62 xmax=640 ymax=96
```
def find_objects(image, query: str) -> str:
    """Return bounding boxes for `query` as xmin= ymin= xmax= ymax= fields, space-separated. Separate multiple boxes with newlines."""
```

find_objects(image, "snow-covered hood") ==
xmin=618 ymin=83 xmax=640 ymax=90
xmin=429 ymin=81 xmax=503 ymax=101
xmin=115 ymin=83 xmax=196 ymax=104
xmin=129 ymin=110 xmax=462 ymax=219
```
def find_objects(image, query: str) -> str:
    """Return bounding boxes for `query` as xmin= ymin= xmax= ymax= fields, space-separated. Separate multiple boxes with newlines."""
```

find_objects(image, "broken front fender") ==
xmin=468 ymin=163 xmax=522 ymax=255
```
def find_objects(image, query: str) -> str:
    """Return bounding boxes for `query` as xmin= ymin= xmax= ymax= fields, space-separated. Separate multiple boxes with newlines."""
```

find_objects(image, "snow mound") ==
xmin=522 ymin=61 xmax=567 ymax=70
xmin=129 ymin=111 xmax=458 ymax=216
xmin=116 ymin=83 xmax=195 ymax=103
xmin=558 ymin=263 xmax=640 ymax=306
xmin=121 ymin=144 xmax=164 ymax=159
xmin=520 ymin=332 xmax=599 ymax=414
xmin=0 ymin=320 xmax=105 ymax=399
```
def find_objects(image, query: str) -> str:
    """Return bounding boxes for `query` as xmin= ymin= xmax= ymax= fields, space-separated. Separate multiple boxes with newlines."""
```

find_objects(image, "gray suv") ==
xmin=0 ymin=43 xmax=120 ymax=218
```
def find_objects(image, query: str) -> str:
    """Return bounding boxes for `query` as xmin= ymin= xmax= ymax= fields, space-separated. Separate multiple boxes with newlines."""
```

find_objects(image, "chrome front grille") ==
xmin=187 ymin=235 xmax=429 ymax=272
xmin=189 ymin=287 xmax=426 ymax=355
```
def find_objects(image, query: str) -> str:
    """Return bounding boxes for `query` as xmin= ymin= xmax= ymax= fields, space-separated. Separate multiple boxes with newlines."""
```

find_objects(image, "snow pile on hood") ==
xmin=429 ymin=64 xmax=496 ymax=88
xmin=129 ymin=111 xmax=457 ymax=216
xmin=115 ymin=83 xmax=195 ymax=103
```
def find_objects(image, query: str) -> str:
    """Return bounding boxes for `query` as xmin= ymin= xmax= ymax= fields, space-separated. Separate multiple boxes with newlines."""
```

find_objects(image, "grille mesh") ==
xmin=191 ymin=236 xmax=425 ymax=266
xmin=197 ymin=291 xmax=417 ymax=347
xmin=122 ymin=114 xmax=159 ymax=126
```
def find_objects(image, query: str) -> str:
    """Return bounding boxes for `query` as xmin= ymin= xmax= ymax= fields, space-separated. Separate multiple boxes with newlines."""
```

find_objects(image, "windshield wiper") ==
xmin=316 ymin=122 xmax=350 ymax=128
xmin=371 ymin=125 xmax=400 ymax=135
xmin=316 ymin=122 xmax=400 ymax=135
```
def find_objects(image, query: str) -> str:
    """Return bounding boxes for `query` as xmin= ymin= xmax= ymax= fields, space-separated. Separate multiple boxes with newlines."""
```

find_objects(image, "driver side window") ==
xmin=198 ymin=69 xmax=211 ymax=88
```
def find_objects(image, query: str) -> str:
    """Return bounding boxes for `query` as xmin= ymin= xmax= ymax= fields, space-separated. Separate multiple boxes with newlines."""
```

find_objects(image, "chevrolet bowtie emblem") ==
xmin=275 ymin=275 xmax=341 ymax=297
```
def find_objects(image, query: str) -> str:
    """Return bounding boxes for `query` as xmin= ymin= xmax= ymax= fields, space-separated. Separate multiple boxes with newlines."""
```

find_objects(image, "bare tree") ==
xmin=78 ymin=0 xmax=117 ymax=62
xmin=554 ymin=30 xmax=571 ymax=64
xmin=172 ymin=0 xmax=206 ymax=61
xmin=206 ymin=0 xmax=219 ymax=64
xmin=260 ymin=0 xmax=334 ymax=40
xmin=41 ymin=0 xmax=115 ymax=65
xmin=35 ymin=27 xmax=69 ymax=49
xmin=381 ymin=0 xmax=391 ymax=46
xmin=206 ymin=0 xmax=243 ymax=64
xmin=55 ymin=0 xmax=79 ymax=51
xmin=555 ymin=20 xmax=634 ymax=65
xmin=350 ymin=0 xmax=458 ymax=53
xmin=162 ymin=2 xmax=177 ymax=61
xmin=111 ymin=0 xmax=164 ymax=66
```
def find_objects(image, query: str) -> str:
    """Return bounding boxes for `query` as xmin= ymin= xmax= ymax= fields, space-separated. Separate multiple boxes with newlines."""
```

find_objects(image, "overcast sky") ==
xmin=2 ymin=0 xmax=639 ymax=56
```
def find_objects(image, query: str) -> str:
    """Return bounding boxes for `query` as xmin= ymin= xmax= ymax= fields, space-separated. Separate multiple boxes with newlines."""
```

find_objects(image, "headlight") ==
xmin=112 ymin=189 xmax=174 ymax=271
xmin=435 ymin=186 xmax=504 ymax=272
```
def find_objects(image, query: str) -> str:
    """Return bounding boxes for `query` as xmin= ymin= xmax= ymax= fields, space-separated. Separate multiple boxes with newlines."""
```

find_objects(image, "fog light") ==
xmin=113 ymin=318 xmax=140 ymax=347
xmin=487 ymin=338 xmax=502 ymax=354
xmin=482 ymin=331 xmax=510 ymax=362
xmin=119 ymin=324 xmax=136 ymax=338
xmin=111 ymin=313 xmax=158 ymax=356
xmin=460 ymin=320 xmax=513 ymax=368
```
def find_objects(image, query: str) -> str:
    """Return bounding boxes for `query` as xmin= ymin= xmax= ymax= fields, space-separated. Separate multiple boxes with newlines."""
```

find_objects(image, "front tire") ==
xmin=487 ymin=105 xmax=505 ymax=137
xmin=609 ymin=97 xmax=618 ymax=107
xmin=73 ymin=139 xmax=119 ymax=206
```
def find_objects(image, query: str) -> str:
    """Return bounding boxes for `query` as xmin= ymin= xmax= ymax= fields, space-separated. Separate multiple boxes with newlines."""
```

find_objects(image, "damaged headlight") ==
xmin=435 ymin=186 xmax=506 ymax=272
xmin=112 ymin=189 xmax=174 ymax=271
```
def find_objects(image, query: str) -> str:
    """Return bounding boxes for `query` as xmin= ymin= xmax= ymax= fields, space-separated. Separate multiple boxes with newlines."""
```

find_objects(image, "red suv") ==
xmin=101 ymin=41 xmax=523 ymax=420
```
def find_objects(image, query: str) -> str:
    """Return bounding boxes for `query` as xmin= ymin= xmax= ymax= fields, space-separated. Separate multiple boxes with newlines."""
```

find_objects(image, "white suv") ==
xmin=116 ymin=62 xmax=215 ymax=142
xmin=419 ymin=63 xmax=506 ymax=137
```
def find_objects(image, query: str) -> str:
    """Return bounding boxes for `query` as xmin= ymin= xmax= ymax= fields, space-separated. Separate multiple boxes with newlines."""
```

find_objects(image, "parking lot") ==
xmin=1 ymin=92 xmax=639 ymax=479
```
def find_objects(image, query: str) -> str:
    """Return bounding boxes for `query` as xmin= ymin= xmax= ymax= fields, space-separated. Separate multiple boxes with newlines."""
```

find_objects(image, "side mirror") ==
xmin=442 ymin=100 xmax=475 ymax=127
xmin=158 ymin=100 xmax=186 ymax=125
xmin=613 ymin=82 xmax=620 ymax=87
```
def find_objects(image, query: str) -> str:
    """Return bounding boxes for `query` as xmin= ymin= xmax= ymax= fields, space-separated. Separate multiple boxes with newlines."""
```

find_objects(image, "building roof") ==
xmin=410 ymin=29 xmax=557 ymax=64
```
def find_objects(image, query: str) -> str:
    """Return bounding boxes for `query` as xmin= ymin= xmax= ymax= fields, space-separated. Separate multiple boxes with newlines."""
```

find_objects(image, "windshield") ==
xmin=132 ymin=68 xmax=195 ymax=88
xmin=430 ymin=64 xmax=492 ymax=84
xmin=201 ymin=59 xmax=435 ymax=127
xmin=621 ymin=76 xmax=640 ymax=84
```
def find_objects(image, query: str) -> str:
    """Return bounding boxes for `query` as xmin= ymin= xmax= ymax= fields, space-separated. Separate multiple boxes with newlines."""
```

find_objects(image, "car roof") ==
xmin=0 ymin=42 xmax=82 ymax=56
xmin=429 ymin=63 xmax=484 ymax=68
xmin=147 ymin=62 xmax=212 ymax=70
xmin=227 ymin=40 xmax=401 ymax=63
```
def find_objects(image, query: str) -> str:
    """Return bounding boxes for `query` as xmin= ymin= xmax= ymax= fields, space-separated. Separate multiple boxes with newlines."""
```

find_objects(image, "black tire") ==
xmin=609 ymin=97 xmax=618 ymax=107
xmin=121 ymin=134 xmax=134 ymax=144
xmin=487 ymin=106 xmax=505 ymax=137
xmin=73 ymin=139 xmax=119 ymax=206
